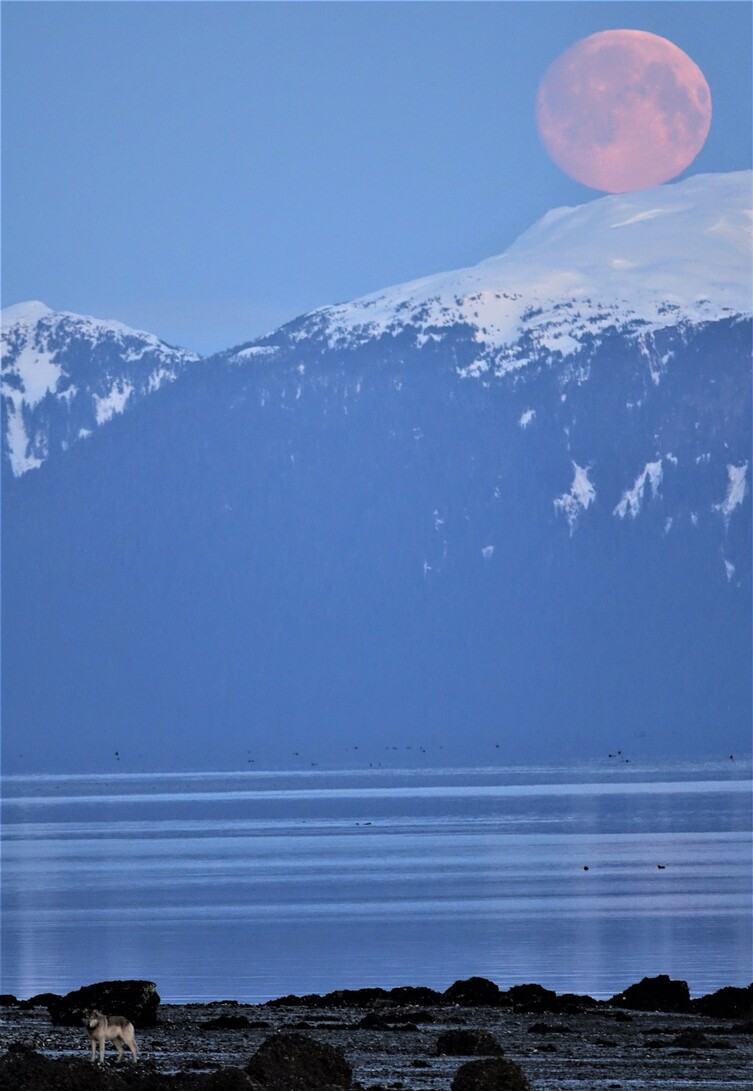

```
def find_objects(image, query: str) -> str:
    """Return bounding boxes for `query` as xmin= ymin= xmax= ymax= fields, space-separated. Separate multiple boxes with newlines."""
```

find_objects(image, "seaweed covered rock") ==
xmin=47 ymin=980 xmax=161 ymax=1027
xmin=436 ymin=1029 xmax=504 ymax=1056
xmin=609 ymin=975 xmax=690 ymax=1013
xmin=444 ymin=978 xmax=501 ymax=1007
xmin=246 ymin=1032 xmax=352 ymax=1090
xmin=451 ymin=1057 xmax=532 ymax=1091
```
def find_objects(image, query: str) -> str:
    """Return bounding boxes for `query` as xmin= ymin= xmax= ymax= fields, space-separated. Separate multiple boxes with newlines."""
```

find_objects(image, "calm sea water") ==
xmin=1 ymin=761 xmax=750 ymax=1003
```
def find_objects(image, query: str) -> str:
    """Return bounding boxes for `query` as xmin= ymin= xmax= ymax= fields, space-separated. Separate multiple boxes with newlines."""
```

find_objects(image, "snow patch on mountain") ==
xmin=94 ymin=380 xmax=134 ymax=425
xmin=554 ymin=461 xmax=596 ymax=532
xmin=257 ymin=172 xmax=751 ymax=378
xmin=11 ymin=343 xmax=63 ymax=407
xmin=614 ymin=460 xmax=664 ymax=519
xmin=714 ymin=462 xmax=748 ymax=524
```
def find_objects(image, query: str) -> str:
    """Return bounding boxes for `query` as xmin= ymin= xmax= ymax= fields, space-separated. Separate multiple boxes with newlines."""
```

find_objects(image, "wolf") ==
xmin=85 ymin=1010 xmax=139 ymax=1063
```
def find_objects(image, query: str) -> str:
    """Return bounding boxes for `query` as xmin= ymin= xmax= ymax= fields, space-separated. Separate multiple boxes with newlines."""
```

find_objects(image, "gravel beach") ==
xmin=1 ymin=977 xmax=751 ymax=1090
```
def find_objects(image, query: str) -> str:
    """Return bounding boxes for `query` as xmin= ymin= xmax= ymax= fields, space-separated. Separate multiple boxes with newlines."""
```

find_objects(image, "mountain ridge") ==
xmin=3 ymin=170 xmax=751 ymax=478
xmin=2 ymin=171 xmax=750 ymax=771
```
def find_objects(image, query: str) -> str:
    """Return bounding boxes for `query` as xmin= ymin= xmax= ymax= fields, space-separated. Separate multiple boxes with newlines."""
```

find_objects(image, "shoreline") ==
xmin=1 ymin=975 xmax=751 ymax=1090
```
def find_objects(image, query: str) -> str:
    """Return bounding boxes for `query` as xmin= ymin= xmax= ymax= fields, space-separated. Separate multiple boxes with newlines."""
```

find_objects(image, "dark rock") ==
xmin=0 ymin=995 xmax=18 ymax=1007
xmin=500 ymin=984 xmax=558 ymax=1013
xmin=552 ymin=992 xmax=600 ymax=1014
xmin=359 ymin=1009 xmax=434 ymax=1030
xmin=188 ymin=1070 xmax=257 ymax=1090
xmin=19 ymin=992 xmax=62 ymax=1010
xmin=392 ymin=1009 xmax=436 ymax=1024
xmin=265 ymin=993 xmax=323 ymax=1008
xmin=673 ymin=1029 xmax=709 ymax=1049
xmin=451 ymin=1056 xmax=533 ymax=1091
xmin=444 ymin=977 xmax=501 ymax=1007
xmin=526 ymin=1022 xmax=572 ymax=1034
xmin=436 ymin=1029 xmax=504 ymax=1056
xmin=671 ymin=1028 xmax=734 ymax=1050
xmin=608 ymin=975 xmax=690 ymax=1013
xmin=612 ymin=1011 xmax=633 ymax=1022
xmin=47 ymin=980 xmax=160 ymax=1027
xmin=246 ymin=1032 xmax=352 ymax=1090
xmin=0 ymin=1048 xmax=128 ymax=1090
xmin=358 ymin=1012 xmax=392 ymax=1030
xmin=387 ymin=986 xmax=443 ymax=1006
xmin=202 ymin=1014 xmax=253 ymax=1030
xmin=691 ymin=984 xmax=753 ymax=1020
xmin=324 ymin=988 xmax=389 ymax=1009
xmin=410 ymin=1059 xmax=430 ymax=1068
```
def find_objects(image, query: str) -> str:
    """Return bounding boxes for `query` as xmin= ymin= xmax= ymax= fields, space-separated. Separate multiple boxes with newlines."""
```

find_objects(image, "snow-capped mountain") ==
xmin=3 ymin=171 xmax=751 ymax=772
xmin=230 ymin=171 xmax=750 ymax=375
xmin=216 ymin=170 xmax=750 ymax=554
xmin=1 ymin=301 xmax=200 ymax=475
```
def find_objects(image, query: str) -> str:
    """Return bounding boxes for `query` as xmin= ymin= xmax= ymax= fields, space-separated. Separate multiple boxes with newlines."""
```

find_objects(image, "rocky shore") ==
xmin=1 ymin=976 xmax=751 ymax=1090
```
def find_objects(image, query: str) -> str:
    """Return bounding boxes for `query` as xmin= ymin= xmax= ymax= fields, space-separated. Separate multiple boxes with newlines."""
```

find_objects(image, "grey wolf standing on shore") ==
xmin=85 ymin=1010 xmax=139 ymax=1063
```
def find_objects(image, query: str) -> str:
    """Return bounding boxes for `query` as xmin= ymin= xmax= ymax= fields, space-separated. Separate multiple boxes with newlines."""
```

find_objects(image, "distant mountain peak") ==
xmin=1 ymin=300 xmax=54 ymax=325
xmin=1 ymin=304 xmax=200 ymax=476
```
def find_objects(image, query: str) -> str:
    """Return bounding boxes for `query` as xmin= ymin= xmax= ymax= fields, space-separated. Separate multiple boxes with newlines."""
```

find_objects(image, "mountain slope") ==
xmin=2 ymin=172 xmax=751 ymax=772
xmin=1 ymin=301 xmax=200 ymax=475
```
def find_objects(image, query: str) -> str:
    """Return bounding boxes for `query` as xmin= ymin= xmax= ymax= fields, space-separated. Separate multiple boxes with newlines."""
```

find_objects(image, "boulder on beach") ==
xmin=499 ymin=984 xmax=558 ymax=1013
xmin=444 ymin=977 xmax=502 ymax=1007
xmin=691 ymin=984 xmax=753 ymax=1020
xmin=436 ymin=1029 xmax=504 ymax=1056
xmin=201 ymin=1014 xmax=254 ymax=1030
xmin=46 ymin=980 xmax=161 ymax=1027
xmin=609 ymin=975 xmax=690 ymax=1013
xmin=451 ymin=1056 xmax=533 ymax=1091
xmin=246 ymin=1032 xmax=352 ymax=1090
xmin=0 ymin=1046 xmax=128 ymax=1091
xmin=554 ymin=992 xmax=600 ymax=1014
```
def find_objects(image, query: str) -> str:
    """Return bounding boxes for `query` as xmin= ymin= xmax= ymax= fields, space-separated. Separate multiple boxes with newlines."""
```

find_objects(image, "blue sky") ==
xmin=2 ymin=1 xmax=751 ymax=355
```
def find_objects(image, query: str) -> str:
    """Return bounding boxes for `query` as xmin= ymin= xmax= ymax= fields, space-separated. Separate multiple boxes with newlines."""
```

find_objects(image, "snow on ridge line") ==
xmin=278 ymin=171 xmax=751 ymax=370
xmin=1 ymin=301 xmax=200 ymax=360
xmin=1 ymin=303 xmax=202 ymax=477
xmin=0 ymin=300 xmax=53 ymax=325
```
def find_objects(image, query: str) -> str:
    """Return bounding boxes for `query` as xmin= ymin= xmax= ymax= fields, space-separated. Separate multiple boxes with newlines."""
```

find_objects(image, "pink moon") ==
xmin=536 ymin=29 xmax=712 ymax=193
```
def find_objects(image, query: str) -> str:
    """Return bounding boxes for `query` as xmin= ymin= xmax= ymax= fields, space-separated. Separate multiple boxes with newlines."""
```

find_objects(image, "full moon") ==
xmin=536 ymin=29 xmax=712 ymax=192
